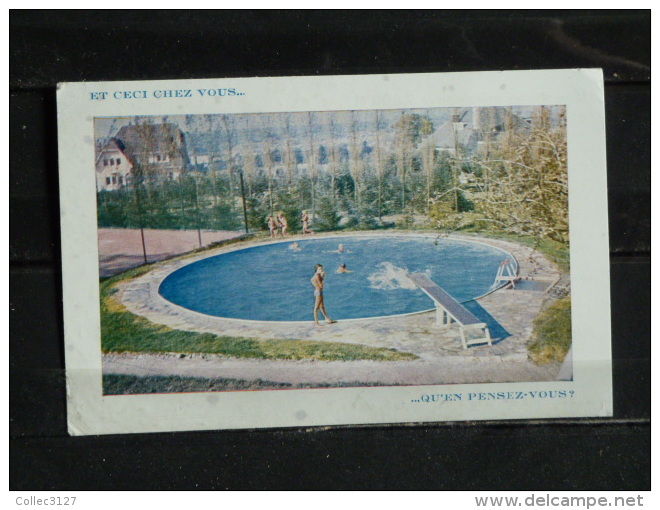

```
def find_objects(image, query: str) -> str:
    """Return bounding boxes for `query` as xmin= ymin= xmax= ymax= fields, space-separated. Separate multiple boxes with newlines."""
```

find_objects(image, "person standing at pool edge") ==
xmin=302 ymin=210 xmax=313 ymax=235
xmin=267 ymin=215 xmax=278 ymax=238
xmin=277 ymin=212 xmax=289 ymax=237
xmin=311 ymin=264 xmax=336 ymax=326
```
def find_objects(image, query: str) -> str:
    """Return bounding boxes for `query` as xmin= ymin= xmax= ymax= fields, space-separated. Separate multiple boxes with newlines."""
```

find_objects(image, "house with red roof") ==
xmin=95 ymin=123 xmax=191 ymax=191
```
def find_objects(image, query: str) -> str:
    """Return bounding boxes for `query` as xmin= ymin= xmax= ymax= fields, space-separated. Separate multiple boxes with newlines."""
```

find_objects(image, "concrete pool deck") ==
xmin=106 ymin=233 xmax=566 ymax=385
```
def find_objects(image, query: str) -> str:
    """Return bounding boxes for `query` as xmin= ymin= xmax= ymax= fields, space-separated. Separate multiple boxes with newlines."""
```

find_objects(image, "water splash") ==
xmin=368 ymin=262 xmax=424 ymax=290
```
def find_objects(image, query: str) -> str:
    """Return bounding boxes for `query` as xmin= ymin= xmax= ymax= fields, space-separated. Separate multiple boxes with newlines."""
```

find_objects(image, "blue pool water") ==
xmin=158 ymin=236 xmax=514 ymax=321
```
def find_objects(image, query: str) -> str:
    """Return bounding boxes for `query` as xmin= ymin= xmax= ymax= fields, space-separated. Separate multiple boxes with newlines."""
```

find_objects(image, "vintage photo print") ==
xmin=58 ymin=70 xmax=612 ymax=434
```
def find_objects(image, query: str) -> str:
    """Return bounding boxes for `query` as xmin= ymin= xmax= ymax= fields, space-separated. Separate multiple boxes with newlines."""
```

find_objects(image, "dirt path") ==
xmin=103 ymin=352 xmax=561 ymax=386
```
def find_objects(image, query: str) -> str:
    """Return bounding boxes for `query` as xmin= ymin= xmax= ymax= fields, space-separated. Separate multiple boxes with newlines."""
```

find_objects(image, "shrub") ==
xmin=528 ymin=297 xmax=572 ymax=364
xmin=396 ymin=211 xmax=415 ymax=229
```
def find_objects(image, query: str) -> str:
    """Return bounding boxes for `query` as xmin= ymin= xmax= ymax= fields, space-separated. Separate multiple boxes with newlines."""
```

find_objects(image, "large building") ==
xmin=95 ymin=123 xmax=191 ymax=191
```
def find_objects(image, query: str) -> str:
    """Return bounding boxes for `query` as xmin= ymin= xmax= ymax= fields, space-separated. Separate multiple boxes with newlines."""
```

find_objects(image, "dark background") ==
xmin=10 ymin=10 xmax=650 ymax=490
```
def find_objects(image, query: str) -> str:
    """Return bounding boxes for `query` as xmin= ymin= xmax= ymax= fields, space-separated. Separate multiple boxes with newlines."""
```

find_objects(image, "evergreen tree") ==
xmin=315 ymin=194 xmax=342 ymax=231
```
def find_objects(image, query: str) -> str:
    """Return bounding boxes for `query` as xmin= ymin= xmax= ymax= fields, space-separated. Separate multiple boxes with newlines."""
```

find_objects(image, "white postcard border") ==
xmin=57 ymin=69 xmax=612 ymax=435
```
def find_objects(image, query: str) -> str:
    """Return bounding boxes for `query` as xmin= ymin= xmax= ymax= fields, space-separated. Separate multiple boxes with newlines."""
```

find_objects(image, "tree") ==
xmin=394 ymin=111 xmax=434 ymax=213
xmin=242 ymin=116 xmax=259 ymax=198
xmin=315 ymin=193 xmax=342 ymax=231
xmin=421 ymin=109 xmax=437 ymax=214
xmin=469 ymin=107 xmax=569 ymax=242
xmin=307 ymin=111 xmax=318 ymax=218
xmin=326 ymin=112 xmax=341 ymax=206
xmin=282 ymin=114 xmax=297 ymax=185
xmin=373 ymin=110 xmax=385 ymax=218
xmin=259 ymin=114 xmax=277 ymax=214
xmin=220 ymin=114 xmax=238 ymax=208
xmin=184 ymin=115 xmax=203 ymax=246
xmin=348 ymin=111 xmax=365 ymax=210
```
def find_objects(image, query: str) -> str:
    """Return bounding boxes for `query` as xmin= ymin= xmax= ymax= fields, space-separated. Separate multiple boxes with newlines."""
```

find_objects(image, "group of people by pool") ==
xmin=266 ymin=211 xmax=315 ymax=238
xmin=267 ymin=213 xmax=289 ymax=238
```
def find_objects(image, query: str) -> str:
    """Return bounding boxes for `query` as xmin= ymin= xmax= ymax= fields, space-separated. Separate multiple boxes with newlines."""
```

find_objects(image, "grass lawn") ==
xmin=101 ymin=266 xmax=417 ymax=362
xmin=528 ymin=297 xmax=572 ymax=364
xmin=103 ymin=373 xmax=395 ymax=394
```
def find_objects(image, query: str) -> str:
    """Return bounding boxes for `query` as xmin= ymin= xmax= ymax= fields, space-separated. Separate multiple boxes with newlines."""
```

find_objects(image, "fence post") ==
xmin=239 ymin=171 xmax=249 ymax=234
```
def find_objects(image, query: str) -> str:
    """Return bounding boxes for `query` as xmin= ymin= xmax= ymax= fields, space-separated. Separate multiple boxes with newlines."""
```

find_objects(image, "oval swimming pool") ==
xmin=158 ymin=235 xmax=515 ymax=322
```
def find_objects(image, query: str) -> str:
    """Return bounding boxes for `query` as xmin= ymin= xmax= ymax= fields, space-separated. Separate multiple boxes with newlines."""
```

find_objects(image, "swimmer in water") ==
xmin=337 ymin=243 xmax=346 ymax=253
xmin=337 ymin=263 xmax=351 ymax=274
xmin=290 ymin=241 xmax=302 ymax=251
xmin=311 ymin=264 xmax=336 ymax=326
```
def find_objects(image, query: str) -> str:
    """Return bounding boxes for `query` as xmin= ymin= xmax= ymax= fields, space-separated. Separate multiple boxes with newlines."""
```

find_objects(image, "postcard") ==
xmin=57 ymin=70 xmax=612 ymax=435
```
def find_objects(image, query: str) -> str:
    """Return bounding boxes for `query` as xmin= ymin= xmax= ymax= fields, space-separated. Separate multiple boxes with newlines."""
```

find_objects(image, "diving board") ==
xmin=407 ymin=273 xmax=492 ymax=349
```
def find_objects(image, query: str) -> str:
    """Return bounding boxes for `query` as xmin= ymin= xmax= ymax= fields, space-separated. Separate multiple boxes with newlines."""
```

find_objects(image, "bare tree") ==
xmin=420 ymin=109 xmax=437 ymax=214
xmin=469 ymin=107 xmax=569 ymax=242
xmin=242 ymin=116 xmax=259 ymax=198
xmin=307 ymin=111 xmax=317 ymax=218
xmin=395 ymin=110 xmax=415 ymax=214
xmin=450 ymin=108 xmax=462 ymax=211
xmin=349 ymin=110 xmax=365 ymax=208
xmin=260 ymin=114 xmax=276 ymax=213
xmin=282 ymin=114 xmax=296 ymax=186
xmin=220 ymin=114 xmax=237 ymax=209
xmin=373 ymin=110 xmax=385 ymax=218
xmin=184 ymin=115 xmax=203 ymax=247
xmin=326 ymin=112 xmax=341 ymax=205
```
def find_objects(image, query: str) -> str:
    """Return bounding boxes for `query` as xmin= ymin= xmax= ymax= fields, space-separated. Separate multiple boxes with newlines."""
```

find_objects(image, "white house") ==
xmin=95 ymin=123 xmax=191 ymax=191
xmin=95 ymin=139 xmax=133 ymax=191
